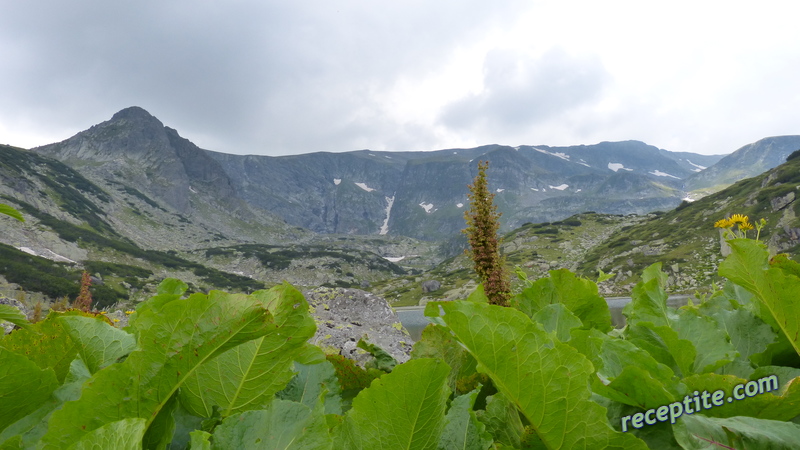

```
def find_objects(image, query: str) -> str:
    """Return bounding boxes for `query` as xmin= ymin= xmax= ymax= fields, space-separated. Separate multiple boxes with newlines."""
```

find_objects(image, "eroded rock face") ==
xmin=303 ymin=287 xmax=412 ymax=368
xmin=421 ymin=280 xmax=441 ymax=293
xmin=0 ymin=296 xmax=29 ymax=334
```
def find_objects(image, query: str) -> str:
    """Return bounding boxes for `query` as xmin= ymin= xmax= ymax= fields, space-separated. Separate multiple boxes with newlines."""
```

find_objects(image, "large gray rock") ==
xmin=421 ymin=280 xmax=441 ymax=293
xmin=303 ymin=287 xmax=412 ymax=368
xmin=0 ymin=296 xmax=29 ymax=335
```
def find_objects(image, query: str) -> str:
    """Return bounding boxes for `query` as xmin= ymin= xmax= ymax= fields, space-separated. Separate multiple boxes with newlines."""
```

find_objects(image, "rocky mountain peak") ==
xmin=109 ymin=106 xmax=162 ymax=124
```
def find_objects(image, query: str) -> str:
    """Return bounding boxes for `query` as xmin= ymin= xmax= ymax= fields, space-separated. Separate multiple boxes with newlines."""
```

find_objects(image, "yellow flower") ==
xmin=714 ymin=218 xmax=733 ymax=228
xmin=739 ymin=221 xmax=754 ymax=231
xmin=113 ymin=318 xmax=120 ymax=323
xmin=99 ymin=311 xmax=107 ymax=314
xmin=729 ymin=214 xmax=749 ymax=225
xmin=125 ymin=310 xmax=135 ymax=315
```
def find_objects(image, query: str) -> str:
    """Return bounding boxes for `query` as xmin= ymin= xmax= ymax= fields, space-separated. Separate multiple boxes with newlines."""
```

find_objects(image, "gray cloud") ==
xmin=440 ymin=48 xmax=610 ymax=134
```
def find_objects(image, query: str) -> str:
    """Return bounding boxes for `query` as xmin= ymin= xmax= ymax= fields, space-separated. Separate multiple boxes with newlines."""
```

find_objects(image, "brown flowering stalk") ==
xmin=463 ymin=161 xmax=511 ymax=306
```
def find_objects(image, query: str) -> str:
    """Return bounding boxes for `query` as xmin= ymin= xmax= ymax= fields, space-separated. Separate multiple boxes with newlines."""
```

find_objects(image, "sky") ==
xmin=1 ymin=1 xmax=798 ymax=156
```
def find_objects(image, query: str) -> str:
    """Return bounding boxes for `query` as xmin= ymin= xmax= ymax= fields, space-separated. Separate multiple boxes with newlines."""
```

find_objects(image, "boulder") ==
xmin=0 ymin=296 xmax=29 ymax=335
xmin=303 ymin=287 xmax=412 ymax=368
xmin=421 ymin=280 xmax=441 ymax=293
xmin=771 ymin=192 xmax=795 ymax=212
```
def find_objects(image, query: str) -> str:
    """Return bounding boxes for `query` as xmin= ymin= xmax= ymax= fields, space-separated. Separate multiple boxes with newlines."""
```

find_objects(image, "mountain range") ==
xmin=1 ymin=106 xmax=799 ymax=305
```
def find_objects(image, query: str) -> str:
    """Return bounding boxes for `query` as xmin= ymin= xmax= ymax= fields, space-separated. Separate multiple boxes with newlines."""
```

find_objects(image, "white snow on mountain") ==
xmin=686 ymin=159 xmax=707 ymax=171
xmin=333 ymin=178 xmax=341 ymax=185
xmin=496 ymin=188 xmax=504 ymax=193
xmin=608 ymin=162 xmax=633 ymax=172
xmin=17 ymin=247 xmax=76 ymax=263
xmin=549 ymin=184 xmax=569 ymax=190
xmin=384 ymin=256 xmax=405 ymax=262
xmin=355 ymin=182 xmax=375 ymax=192
xmin=419 ymin=202 xmax=434 ymax=213
xmin=456 ymin=203 xmax=464 ymax=208
xmin=534 ymin=147 xmax=570 ymax=161
xmin=379 ymin=196 xmax=395 ymax=235
xmin=649 ymin=170 xmax=680 ymax=179
xmin=530 ymin=188 xmax=539 ymax=191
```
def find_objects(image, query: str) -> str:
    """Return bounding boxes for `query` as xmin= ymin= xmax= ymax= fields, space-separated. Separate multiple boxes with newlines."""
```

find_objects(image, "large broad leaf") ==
xmin=671 ymin=310 xmax=738 ymax=374
xmin=40 ymin=289 xmax=273 ymax=449
xmin=438 ymin=389 xmax=493 ymax=450
xmin=571 ymin=328 xmax=685 ymax=409
xmin=66 ymin=418 xmax=145 ymax=450
xmin=430 ymin=301 xmax=647 ymax=449
xmin=475 ymin=393 xmax=524 ymax=448
xmin=277 ymin=360 xmax=343 ymax=415
xmin=179 ymin=284 xmax=316 ymax=418
xmin=707 ymin=307 xmax=778 ymax=377
xmin=511 ymin=269 xmax=612 ymax=332
xmin=626 ymin=322 xmax=696 ymax=378
xmin=719 ymin=239 xmax=800 ymax=357
xmin=2 ymin=311 xmax=79 ymax=383
xmin=0 ymin=358 xmax=90 ymax=448
xmin=532 ymin=303 xmax=582 ymax=342
xmin=213 ymin=400 xmax=332 ymax=450
xmin=334 ymin=358 xmax=450 ymax=450
xmin=0 ymin=347 xmax=59 ymax=434
xmin=0 ymin=304 xmax=30 ymax=331
xmin=411 ymin=324 xmax=478 ymax=394
xmin=623 ymin=266 xmax=677 ymax=329
xmin=59 ymin=315 xmax=136 ymax=374
xmin=681 ymin=373 xmax=800 ymax=421
xmin=674 ymin=414 xmax=800 ymax=449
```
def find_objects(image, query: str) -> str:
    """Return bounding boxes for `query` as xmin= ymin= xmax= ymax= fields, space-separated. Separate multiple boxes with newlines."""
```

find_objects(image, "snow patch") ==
xmin=496 ymin=188 xmax=504 ymax=193
xmin=608 ymin=162 xmax=633 ymax=172
xmin=384 ymin=256 xmax=405 ymax=262
xmin=649 ymin=170 xmax=680 ymax=179
xmin=575 ymin=189 xmax=582 ymax=193
xmin=189 ymin=186 xmax=198 ymax=194
xmin=384 ymin=155 xmax=392 ymax=159
xmin=530 ymin=188 xmax=539 ymax=191
xmin=686 ymin=159 xmax=707 ymax=170
xmin=577 ymin=161 xmax=591 ymax=167
xmin=379 ymin=195 xmax=394 ymax=235
xmin=17 ymin=247 xmax=76 ymax=263
xmin=549 ymin=184 xmax=569 ymax=191
xmin=355 ymin=182 xmax=375 ymax=192
xmin=456 ymin=203 xmax=464 ymax=208
xmin=453 ymin=151 xmax=457 ymax=154
xmin=534 ymin=147 xmax=570 ymax=161
xmin=333 ymin=178 xmax=341 ymax=185
xmin=419 ymin=202 xmax=434 ymax=213
xmin=682 ymin=196 xmax=696 ymax=203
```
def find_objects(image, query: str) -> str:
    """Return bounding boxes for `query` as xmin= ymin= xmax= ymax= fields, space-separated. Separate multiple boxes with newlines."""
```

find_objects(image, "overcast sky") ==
xmin=1 ymin=1 xmax=798 ymax=156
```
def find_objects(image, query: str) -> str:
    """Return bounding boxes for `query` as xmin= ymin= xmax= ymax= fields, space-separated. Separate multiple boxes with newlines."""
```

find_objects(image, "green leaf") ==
xmin=571 ymin=328 xmax=685 ymax=409
xmin=623 ymin=276 xmax=676 ymax=329
xmin=466 ymin=284 xmax=488 ymax=303
xmin=189 ymin=430 xmax=212 ymax=450
xmin=709 ymin=307 xmax=777 ymax=376
xmin=0 ymin=304 xmax=30 ymax=331
xmin=438 ymin=389 xmax=493 ymax=450
xmin=411 ymin=324 xmax=477 ymax=395
xmin=682 ymin=373 xmax=800 ymax=421
xmin=141 ymin=391 xmax=178 ymax=450
xmin=532 ymin=303 xmax=582 ymax=342
xmin=40 ymin=289 xmax=273 ymax=449
xmin=431 ymin=301 xmax=648 ymax=449
xmin=2 ymin=311 xmax=79 ymax=383
xmin=66 ymin=418 xmax=146 ymax=450
xmin=334 ymin=358 xmax=450 ymax=450
xmin=475 ymin=393 xmax=524 ymax=448
xmin=125 ymin=278 xmax=187 ymax=333
xmin=58 ymin=315 xmax=136 ymax=374
xmin=179 ymin=284 xmax=316 ymax=418
xmin=0 ymin=204 xmax=24 ymax=222
xmin=511 ymin=269 xmax=613 ymax=332
xmin=0 ymin=347 xmax=59 ymax=434
xmin=0 ymin=358 xmax=91 ymax=448
xmin=626 ymin=322 xmax=696 ymax=378
xmin=277 ymin=361 xmax=343 ymax=415
xmin=720 ymin=239 xmax=800 ymax=358
xmin=213 ymin=400 xmax=332 ymax=450
xmin=672 ymin=309 xmax=738 ymax=374
xmin=357 ymin=338 xmax=397 ymax=373
xmin=674 ymin=415 xmax=800 ymax=449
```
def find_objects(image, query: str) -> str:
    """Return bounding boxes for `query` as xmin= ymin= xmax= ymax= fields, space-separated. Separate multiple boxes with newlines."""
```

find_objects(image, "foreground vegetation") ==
xmin=2 ymin=225 xmax=800 ymax=448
